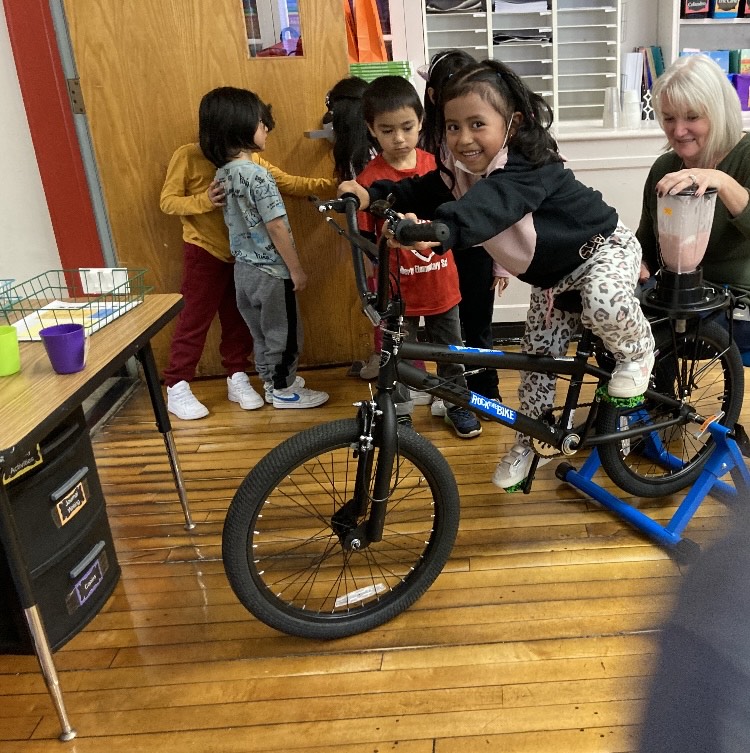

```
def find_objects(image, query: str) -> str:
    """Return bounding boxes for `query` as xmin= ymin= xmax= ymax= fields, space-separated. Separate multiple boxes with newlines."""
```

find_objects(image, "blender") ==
xmin=645 ymin=186 xmax=723 ymax=312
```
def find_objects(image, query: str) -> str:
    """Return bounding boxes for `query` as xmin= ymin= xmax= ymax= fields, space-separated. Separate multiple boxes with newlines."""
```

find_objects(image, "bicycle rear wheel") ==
xmin=222 ymin=418 xmax=460 ymax=639
xmin=597 ymin=318 xmax=743 ymax=498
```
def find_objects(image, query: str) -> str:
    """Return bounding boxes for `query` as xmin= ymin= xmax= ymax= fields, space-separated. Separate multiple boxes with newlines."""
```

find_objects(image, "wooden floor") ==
xmin=0 ymin=363 xmax=742 ymax=752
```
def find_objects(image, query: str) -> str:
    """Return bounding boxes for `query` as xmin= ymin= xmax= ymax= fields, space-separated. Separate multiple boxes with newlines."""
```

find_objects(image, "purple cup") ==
xmin=39 ymin=323 xmax=87 ymax=374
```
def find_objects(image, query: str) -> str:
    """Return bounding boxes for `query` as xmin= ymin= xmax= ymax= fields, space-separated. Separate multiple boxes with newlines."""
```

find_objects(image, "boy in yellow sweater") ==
xmin=160 ymin=142 xmax=334 ymax=419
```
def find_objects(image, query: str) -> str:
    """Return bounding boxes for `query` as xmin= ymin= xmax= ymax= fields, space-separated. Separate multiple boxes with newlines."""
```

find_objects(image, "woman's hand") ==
xmin=655 ymin=167 xmax=749 ymax=217
xmin=337 ymin=180 xmax=370 ymax=209
xmin=207 ymin=180 xmax=226 ymax=207
xmin=639 ymin=261 xmax=651 ymax=284
xmin=656 ymin=168 xmax=715 ymax=198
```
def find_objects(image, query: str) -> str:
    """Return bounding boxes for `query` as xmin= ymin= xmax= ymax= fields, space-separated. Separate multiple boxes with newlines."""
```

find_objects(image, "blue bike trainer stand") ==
xmin=558 ymin=421 xmax=750 ymax=560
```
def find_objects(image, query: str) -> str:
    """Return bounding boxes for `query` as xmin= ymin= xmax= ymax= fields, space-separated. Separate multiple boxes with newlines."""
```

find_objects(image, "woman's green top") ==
xmin=637 ymin=134 xmax=750 ymax=288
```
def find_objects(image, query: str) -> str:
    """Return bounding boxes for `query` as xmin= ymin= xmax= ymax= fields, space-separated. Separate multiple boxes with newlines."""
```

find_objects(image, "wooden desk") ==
xmin=0 ymin=293 xmax=191 ymax=741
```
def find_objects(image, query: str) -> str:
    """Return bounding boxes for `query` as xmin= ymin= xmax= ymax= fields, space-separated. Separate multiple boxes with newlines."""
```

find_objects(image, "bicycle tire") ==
xmin=597 ymin=318 xmax=743 ymax=498
xmin=222 ymin=418 xmax=460 ymax=639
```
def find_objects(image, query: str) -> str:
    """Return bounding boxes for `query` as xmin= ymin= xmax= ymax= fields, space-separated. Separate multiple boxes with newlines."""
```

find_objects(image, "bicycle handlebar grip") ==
xmin=339 ymin=192 xmax=361 ymax=210
xmin=393 ymin=218 xmax=450 ymax=245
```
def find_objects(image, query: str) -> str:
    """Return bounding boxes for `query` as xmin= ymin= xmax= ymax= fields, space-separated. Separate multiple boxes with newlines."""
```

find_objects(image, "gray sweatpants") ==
xmin=234 ymin=261 xmax=302 ymax=390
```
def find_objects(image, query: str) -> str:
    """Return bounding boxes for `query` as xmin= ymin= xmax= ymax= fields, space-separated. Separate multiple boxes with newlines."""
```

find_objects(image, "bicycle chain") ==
xmin=529 ymin=401 xmax=594 ymax=458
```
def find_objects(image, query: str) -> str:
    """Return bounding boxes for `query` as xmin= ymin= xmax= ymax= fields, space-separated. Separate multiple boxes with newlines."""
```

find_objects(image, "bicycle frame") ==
xmin=318 ymin=194 xmax=718 ymax=549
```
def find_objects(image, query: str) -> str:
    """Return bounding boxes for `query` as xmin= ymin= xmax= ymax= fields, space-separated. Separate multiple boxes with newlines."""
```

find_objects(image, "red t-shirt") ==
xmin=356 ymin=151 xmax=461 ymax=317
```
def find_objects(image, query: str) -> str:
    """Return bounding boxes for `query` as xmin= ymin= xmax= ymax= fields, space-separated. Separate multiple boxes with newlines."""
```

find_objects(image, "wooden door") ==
xmin=62 ymin=0 xmax=371 ymax=376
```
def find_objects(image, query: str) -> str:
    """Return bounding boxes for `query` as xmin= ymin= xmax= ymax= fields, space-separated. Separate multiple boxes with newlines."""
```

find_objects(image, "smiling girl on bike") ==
xmin=339 ymin=59 xmax=654 ymax=490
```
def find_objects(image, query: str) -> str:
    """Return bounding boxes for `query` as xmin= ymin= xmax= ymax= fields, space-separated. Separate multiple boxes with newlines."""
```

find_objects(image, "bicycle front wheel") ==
xmin=222 ymin=418 xmax=460 ymax=639
xmin=597 ymin=318 xmax=744 ymax=498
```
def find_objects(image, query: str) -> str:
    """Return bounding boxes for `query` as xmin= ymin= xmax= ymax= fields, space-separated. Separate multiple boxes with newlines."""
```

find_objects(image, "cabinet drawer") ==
xmin=0 ymin=505 xmax=120 ymax=653
xmin=8 ymin=413 xmax=106 ymax=572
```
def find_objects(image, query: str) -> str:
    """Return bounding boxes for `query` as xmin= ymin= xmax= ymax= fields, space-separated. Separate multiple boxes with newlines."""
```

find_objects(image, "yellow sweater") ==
xmin=159 ymin=143 xmax=336 ymax=262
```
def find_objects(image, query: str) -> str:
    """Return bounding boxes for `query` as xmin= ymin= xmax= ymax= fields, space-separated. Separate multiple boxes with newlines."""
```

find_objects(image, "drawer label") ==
xmin=2 ymin=445 xmax=43 ymax=485
xmin=65 ymin=550 xmax=110 ymax=614
xmin=54 ymin=479 xmax=89 ymax=528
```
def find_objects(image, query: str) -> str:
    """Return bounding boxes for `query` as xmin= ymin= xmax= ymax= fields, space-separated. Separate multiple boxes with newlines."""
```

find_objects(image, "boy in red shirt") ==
xmin=356 ymin=75 xmax=481 ymax=438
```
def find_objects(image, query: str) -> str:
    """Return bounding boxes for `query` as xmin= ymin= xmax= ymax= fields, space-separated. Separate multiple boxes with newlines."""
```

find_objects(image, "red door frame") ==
xmin=2 ymin=0 xmax=104 ymax=268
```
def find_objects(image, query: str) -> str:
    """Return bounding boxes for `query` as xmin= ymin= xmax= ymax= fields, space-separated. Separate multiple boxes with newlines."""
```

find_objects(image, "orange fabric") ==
xmin=343 ymin=0 xmax=358 ymax=63
xmin=353 ymin=0 xmax=387 ymax=63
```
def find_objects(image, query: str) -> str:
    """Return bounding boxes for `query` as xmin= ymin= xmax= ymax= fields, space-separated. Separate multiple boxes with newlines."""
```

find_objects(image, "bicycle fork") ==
xmin=335 ymin=338 xmax=401 ymax=549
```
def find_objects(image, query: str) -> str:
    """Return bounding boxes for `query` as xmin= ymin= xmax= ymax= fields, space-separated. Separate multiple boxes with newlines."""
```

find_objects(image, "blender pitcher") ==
xmin=657 ymin=187 xmax=717 ymax=273
xmin=653 ymin=186 xmax=718 ymax=310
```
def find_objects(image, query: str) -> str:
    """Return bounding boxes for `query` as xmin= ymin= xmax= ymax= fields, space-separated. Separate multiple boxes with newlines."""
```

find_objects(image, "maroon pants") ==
xmin=162 ymin=243 xmax=253 ymax=386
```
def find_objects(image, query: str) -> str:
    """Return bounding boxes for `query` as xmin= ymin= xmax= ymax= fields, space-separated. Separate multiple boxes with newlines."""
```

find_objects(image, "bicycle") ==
xmin=222 ymin=194 xmax=745 ymax=639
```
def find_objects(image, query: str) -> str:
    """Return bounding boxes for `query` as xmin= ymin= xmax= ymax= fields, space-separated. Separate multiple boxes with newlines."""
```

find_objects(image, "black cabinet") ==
xmin=0 ymin=408 xmax=119 ymax=653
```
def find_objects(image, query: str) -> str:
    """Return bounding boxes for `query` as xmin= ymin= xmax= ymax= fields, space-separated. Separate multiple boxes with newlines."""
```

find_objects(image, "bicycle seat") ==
xmin=553 ymin=290 xmax=583 ymax=313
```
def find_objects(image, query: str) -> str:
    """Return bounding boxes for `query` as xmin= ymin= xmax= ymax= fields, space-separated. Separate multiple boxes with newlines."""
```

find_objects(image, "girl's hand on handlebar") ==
xmin=385 ymin=212 xmax=440 ymax=251
xmin=337 ymin=181 xmax=370 ymax=208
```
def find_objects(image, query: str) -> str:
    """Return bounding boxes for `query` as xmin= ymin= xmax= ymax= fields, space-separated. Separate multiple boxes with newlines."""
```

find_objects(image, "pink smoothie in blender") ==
xmin=657 ymin=187 xmax=717 ymax=273
xmin=651 ymin=187 xmax=718 ymax=309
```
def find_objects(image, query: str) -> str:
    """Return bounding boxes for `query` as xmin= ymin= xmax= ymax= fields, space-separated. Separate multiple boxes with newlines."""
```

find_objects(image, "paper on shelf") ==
xmin=79 ymin=268 xmax=131 ymax=295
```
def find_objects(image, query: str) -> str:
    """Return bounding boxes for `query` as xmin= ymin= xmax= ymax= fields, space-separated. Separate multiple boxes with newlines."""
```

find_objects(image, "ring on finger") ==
xmin=689 ymin=174 xmax=698 ymax=183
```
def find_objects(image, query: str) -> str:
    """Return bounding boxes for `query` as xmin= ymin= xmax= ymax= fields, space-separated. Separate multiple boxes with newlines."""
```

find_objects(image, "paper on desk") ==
xmin=13 ymin=299 xmax=141 ymax=341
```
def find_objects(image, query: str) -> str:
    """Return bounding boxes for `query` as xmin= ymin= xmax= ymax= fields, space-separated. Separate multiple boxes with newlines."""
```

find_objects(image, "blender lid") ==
xmin=674 ymin=186 xmax=718 ymax=197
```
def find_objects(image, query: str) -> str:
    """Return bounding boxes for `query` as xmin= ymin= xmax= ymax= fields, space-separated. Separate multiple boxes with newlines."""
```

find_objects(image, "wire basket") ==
xmin=0 ymin=279 xmax=13 ymax=309
xmin=0 ymin=269 xmax=151 ymax=341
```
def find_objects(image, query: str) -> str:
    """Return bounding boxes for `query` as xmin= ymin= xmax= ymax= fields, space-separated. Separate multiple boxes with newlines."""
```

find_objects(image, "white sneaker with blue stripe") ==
xmin=272 ymin=383 xmax=329 ymax=409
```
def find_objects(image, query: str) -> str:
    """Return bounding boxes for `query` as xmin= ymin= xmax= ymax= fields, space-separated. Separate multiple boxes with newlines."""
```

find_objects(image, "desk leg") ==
xmin=0 ymin=489 xmax=76 ymax=740
xmin=136 ymin=344 xmax=195 ymax=530
xmin=26 ymin=605 xmax=77 ymax=741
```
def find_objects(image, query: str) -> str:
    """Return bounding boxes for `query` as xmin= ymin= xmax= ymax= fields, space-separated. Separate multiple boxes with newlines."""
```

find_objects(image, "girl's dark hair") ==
xmin=324 ymin=76 xmax=375 ymax=181
xmin=437 ymin=58 xmax=561 ymax=181
xmin=362 ymin=75 xmax=424 ymax=126
xmin=420 ymin=49 xmax=476 ymax=155
xmin=199 ymin=86 xmax=275 ymax=168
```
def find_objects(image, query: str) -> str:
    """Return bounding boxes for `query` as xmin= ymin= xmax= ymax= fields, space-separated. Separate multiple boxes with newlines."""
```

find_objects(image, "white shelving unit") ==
xmin=657 ymin=3 xmax=750 ymax=65
xmin=421 ymin=0 xmax=620 ymax=123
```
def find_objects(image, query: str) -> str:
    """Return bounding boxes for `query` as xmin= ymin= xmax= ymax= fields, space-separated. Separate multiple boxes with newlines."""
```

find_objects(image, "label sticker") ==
xmin=54 ymin=479 xmax=89 ymax=528
xmin=65 ymin=550 xmax=110 ymax=614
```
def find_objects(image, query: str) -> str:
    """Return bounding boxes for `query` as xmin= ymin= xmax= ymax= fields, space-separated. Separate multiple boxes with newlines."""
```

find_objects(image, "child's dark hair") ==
xmin=438 ymin=58 xmax=561 ymax=180
xmin=420 ymin=49 xmax=475 ymax=155
xmin=324 ymin=76 xmax=374 ymax=181
xmin=362 ymin=75 xmax=424 ymax=126
xmin=199 ymin=86 xmax=275 ymax=168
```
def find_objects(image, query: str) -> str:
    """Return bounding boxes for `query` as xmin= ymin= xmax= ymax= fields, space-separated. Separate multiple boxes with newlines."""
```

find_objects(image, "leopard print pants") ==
xmin=515 ymin=223 xmax=654 ymax=448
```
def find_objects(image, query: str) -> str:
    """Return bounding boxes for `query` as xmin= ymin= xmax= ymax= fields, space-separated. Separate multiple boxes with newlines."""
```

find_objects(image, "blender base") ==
xmin=644 ymin=267 xmax=728 ymax=316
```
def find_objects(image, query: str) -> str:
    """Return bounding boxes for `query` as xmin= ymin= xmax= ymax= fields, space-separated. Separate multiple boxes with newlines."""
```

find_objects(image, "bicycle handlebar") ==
xmin=311 ymin=193 xmax=451 ymax=326
xmin=369 ymin=197 xmax=450 ymax=246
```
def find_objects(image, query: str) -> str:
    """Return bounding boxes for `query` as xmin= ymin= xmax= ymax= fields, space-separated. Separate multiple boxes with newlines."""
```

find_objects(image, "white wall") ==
xmin=0 ymin=3 xmax=61 ymax=287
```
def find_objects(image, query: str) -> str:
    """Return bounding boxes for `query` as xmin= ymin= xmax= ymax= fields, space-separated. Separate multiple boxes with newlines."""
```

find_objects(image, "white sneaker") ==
xmin=272 ymin=384 xmax=329 ymax=409
xmin=263 ymin=376 xmax=305 ymax=404
xmin=608 ymin=352 xmax=655 ymax=398
xmin=431 ymin=398 xmax=446 ymax=417
xmin=492 ymin=443 xmax=550 ymax=490
xmin=167 ymin=380 xmax=209 ymax=420
xmin=409 ymin=389 xmax=432 ymax=406
xmin=359 ymin=353 xmax=381 ymax=380
xmin=227 ymin=372 xmax=264 ymax=410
